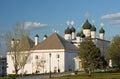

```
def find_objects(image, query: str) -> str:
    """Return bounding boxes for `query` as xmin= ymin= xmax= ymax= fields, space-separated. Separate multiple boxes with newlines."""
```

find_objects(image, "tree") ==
xmin=6 ymin=22 xmax=32 ymax=75
xmin=106 ymin=35 xmax=120 ymax=68
xmin=78 ymin=38 xmax=101 ymax=75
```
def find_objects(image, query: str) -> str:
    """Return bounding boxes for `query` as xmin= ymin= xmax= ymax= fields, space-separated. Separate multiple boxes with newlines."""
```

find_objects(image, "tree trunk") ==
xmin=15 ymin=69 xmax=18 ymax=75
xmin=21 ymin=67 xmax=24 ymax=76
xmin=88 ymin=67 xmax=91 ymax=76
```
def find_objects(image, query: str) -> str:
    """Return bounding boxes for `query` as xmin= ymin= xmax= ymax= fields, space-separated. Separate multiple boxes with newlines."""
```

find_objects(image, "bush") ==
xmin=74 ymin=70 xmax=78 ymax=74
xmin=7 ymin=74 xmax=16 ymax=79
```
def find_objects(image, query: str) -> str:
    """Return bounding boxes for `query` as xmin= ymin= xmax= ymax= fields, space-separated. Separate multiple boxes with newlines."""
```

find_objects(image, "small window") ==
xmin=57 ymin=54 xmax=60 ymax=58
xmin=35 ymin=55 xmax=38 ymax=59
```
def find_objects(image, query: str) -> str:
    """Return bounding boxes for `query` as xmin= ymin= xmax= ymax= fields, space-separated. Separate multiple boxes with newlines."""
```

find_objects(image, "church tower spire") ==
xmin=99 ymin=23 xmax=105 ymax=39
xmin=82 ymin=12 xmax=91 ymax=37
xmin=91 ymin=19 xmax=96 ymax=39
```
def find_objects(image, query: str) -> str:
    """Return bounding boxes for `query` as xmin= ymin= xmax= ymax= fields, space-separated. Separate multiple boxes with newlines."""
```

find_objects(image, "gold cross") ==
xmin=92 ymin=19 xmax=95 ymax=25
xmin=85 ymin=12 xmax=89 ymax=18
xmin=100 ymin=22 xmax=104 ymax=27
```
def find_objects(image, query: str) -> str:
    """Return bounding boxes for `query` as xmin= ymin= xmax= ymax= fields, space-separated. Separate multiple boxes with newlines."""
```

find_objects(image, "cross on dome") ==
xmin=85 ymin=12 xmax=89 ymax=19
xmin=100 ymin=22 xmax=104 ymax=27
xmin=92 ymin=19 xmax=95 ymax=25
xmin=71 ymin=21 xmax=74 ymax=26
xmin=66 ymin=21 xmax=70 ymax=26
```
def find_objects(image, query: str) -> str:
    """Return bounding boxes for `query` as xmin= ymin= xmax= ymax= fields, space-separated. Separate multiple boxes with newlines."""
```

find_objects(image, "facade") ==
xmin=7 ymin=33 xmax=78 ymax=74
xmin=7 ymin=18 xmax=110 ymax=74
xmin=64 ymin=19 xmax=110 ymax=71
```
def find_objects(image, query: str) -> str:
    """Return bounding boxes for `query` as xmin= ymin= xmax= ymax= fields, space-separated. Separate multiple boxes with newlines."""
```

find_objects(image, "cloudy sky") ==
xmin=0 ymin=0 xmax=120 ymax=55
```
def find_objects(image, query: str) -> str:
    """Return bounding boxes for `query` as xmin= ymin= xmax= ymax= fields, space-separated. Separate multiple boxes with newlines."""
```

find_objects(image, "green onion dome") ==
xmin=71 ymin=26 xmax=76 ymax=32
xmin=91 ymin=25 xmax=96 ymax=31
xmin=80 ymin=30 xmax=85 ymax=38
xmin=35 ymin=34 xmax=39 ymax=37
xmin=99 ymin=27 xmax=105 ymax=33
xmin=82 ymin=19 xmax=92 ymax=29
xmin=64 ymin=27 xmax=72 ymax=34
xmin=76 ymin=32 xmax=80 ymax=37
xmin=81 ymin=33 xmax=85 ymax=38
xmin=44 ymin=34 xmax=47 ymax=38
xmin=12 ymin=38 xmax=15 ymax=41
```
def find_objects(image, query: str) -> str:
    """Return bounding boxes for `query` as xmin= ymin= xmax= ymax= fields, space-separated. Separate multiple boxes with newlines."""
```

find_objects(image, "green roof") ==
xmin=71 ymin=26 xmax=76 ymax=32
xmin=82 ymin=19 xmax=92 ymax=29
xmin=80 ymin=30 xmax=85 ymax=38
xmin=91 ymin=25 xmax=96 ymax=31
xmin=99 ymin=27 xmax=105 ymax=33
xmin=76 ymin=30 xmax=85 ymax=38
xmin=35 ymin=34 xmax=39 ymax=37
xmin=76 ymin=32 xmax=80 ymax=36
xmin=64 ymin=27 xmax=72 ymax=34
xmin=44 ymin=34 xmax=47 ymax=37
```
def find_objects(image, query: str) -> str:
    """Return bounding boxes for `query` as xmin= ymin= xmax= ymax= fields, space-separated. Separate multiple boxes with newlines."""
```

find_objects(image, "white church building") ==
xmin=7 ymin=33 xmax=78 ymax=74
xmin=63 ymin=19 xmax=110 ymax=71
xmin=7 ymin=17 xmax=110 ymax=74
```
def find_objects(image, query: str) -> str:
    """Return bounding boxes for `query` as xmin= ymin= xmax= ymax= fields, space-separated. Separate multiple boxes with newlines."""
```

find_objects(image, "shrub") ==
xmin=74 ymin=70 xmax=78 ymax=74
xmin=7 ymin=74 xmax=16 ymax=79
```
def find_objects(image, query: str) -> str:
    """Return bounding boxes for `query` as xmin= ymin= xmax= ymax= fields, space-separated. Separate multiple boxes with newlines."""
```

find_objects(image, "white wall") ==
xmin=64 ymin=34 xmax=71 ymax=42
xmin=91 ymin=31 xmax=96 ymax=38
xmin=30 ymin=50 xmax=65 ymax=73
xmin=7 ymin=49 xmax=78 ymax=74
xmin=65 ymin=51 xmax=78 ymax=71
xmin=95 ymin=39 xmax=110 ymax=56
xmin=99 ymin=33 xmax=104 ymax=39
xmin=7 ymin=55 xmax=14 ymax=74
xmin=83 ymin=29 xmax=90 ymax=37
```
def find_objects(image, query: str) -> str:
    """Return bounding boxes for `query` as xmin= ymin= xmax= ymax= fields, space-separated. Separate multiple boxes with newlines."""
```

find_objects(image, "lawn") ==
xmin=49 ymin=72 xmax=120 ymax=79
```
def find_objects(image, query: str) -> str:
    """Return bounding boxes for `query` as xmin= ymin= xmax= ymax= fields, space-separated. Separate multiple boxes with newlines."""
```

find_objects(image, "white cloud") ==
xmin=101 ymin=13 xmax=120 ymax=19
xmin=101 ymin=12 xmax=120 ymax=25
xmin=24 ymin=22 xmax=48 ymax=30
xmin=110 ymin=20 xmax=120 ymax=24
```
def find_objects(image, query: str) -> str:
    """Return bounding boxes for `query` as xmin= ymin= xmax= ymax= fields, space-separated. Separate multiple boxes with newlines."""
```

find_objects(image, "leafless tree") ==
xmin=35 ymin=56 xmax=46 ymax=74
xmin=6 ymin=22 xmax=32 ymax=75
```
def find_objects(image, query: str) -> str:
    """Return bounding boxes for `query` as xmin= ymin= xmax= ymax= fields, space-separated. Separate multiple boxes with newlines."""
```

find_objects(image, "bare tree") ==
xmin=34 ymin=56 xmax=46 ymax=74
xmin=6 ymin=22 xmax=33 ymax=75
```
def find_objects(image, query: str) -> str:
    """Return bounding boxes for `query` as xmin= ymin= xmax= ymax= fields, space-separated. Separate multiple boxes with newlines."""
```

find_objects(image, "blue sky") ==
xmin=0 ymin=0 xmax=120 ymax=55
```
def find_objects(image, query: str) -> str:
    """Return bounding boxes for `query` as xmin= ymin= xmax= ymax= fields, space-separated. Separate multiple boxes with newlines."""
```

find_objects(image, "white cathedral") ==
xmin=7 ymin=18 xmax=110 ymax=75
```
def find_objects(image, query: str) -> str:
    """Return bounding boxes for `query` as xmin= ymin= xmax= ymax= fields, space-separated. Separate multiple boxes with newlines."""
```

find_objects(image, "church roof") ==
xmin=32 ymin=33 xmax=78 ymax=51
xmin=91 ymin=25 xmax=96 ymax=31
xmin=64 ymin=27 xmax=72 ymax=34
xmin=82 ymin=19 xmax=92 ymax=29
xmin=19 ymin=36 xmax=35 ymax=51
xmin=99 ymin=27 xmax=105 ymax=33
xmin=9 ymin=36 xmax=34 ymax=52
xmin=71 ymin=26 xmax=76 ymax=32
xmin=80 ymin=30 xmax=85 ymax=38
xmin=35 ymin=34 xmax=39 ymax=37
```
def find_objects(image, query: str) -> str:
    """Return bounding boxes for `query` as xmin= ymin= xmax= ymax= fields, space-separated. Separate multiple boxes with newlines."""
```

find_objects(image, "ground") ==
xmin=49 ymin=72 xmax=120 ymax=79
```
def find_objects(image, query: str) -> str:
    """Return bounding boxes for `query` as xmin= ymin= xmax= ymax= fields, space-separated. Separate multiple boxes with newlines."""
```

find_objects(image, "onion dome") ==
xmin=35 ymin=34 xmax=39 ymax=37
xmin=76 ymin=32 xmax=80 ymax=37
xmin=81 ymin=33 xmax=85 ymax=38
xmin=82 ymin=19 xmax=92 ymax=29
xmin=12 ymin=38 xmax=15 ymax=41
xmin=44 ymin=34 xmax=47 ymax=38
xmin=99 ymin=27 xmax=105 ymax=33
xmin=91 ymin=25 xmax=96 ymax=31
xmin=80 ymin=30 xmax=85 ymax=38
xmin=64 ymin=27 xmax=72 ymax=34
xmin=71 ymin=26 xmax=76 ymax=32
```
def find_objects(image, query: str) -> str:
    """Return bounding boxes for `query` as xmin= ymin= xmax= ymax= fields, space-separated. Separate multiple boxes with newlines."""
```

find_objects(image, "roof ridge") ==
xmin=55 ymin=33 xmax=66 ymax=49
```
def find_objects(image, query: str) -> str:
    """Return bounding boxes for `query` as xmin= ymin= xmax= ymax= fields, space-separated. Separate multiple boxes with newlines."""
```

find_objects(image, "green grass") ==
xmin=49 ymin=72 xmax=120 ymax=79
